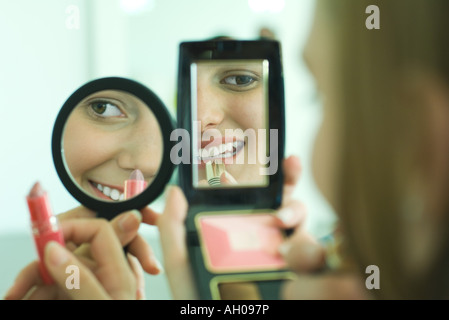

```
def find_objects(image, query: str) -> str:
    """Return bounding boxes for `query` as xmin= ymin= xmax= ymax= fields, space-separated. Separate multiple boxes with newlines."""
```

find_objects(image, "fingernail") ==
xmin=46 ymin=241 xmax=69 ymax=267
xmin=277 ymin=208 xmax=295 ymax=224
xmin=224 ymin=171 xmax=237 ymax=184
xmin=278 ymin=241 xmax=292 ymax=257
xmin=302 ymin=243 xmax=322 ymax=262
xmin=164 ymin=185 xmax=175 ymax=195
xmin=136 ymin=287 xmax=146 ymax=300
xmin=152 ymin=257 xmax=164 ymax=274
xmin=119 ymin=210 xmax=142 ymax=233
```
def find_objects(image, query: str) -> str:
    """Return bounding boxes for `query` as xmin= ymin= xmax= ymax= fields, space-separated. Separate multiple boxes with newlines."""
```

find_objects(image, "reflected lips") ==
xmin=197 ymin=137 xmax=245 ymax=165
xmin=88 ymin=169 xmax=147 ymax=201
xmin=89 ymin=180 xmax=124 ymax=201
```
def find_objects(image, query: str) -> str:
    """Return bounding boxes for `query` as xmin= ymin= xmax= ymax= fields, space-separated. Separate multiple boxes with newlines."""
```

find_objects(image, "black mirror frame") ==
xmin=177 ymin=40 xmax=285 ymax=210
xmin=52 ymin=77 xmax=175 ymax=220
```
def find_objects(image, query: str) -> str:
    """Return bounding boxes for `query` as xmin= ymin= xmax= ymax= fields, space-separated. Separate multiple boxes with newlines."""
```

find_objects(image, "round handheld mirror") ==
xmin=52 ymin=77 xmax=175 ymax=220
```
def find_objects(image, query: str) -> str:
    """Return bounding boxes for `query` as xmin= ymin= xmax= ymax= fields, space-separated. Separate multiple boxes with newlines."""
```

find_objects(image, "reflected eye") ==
xmin=222 ymin=75 xmax=255 ymax=86
xmin=89 ymin=101 xmax=124 ymax=118
xmin=219 ymin=73 xmax=260 ymax=92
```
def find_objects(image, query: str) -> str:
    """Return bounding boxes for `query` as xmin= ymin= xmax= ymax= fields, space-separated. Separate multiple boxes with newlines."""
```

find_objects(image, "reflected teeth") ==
xmin=95 ymin=183 xmax=124 ymax=201
xmin=198 ymin=141 xmax=242 ymax=160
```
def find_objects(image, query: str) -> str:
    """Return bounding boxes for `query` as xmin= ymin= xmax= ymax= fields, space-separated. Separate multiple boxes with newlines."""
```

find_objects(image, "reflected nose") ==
xmin=116 ymin=124 xmax=162 ymax=181
xmin=197 ymin=85 xmax=225 ymax=132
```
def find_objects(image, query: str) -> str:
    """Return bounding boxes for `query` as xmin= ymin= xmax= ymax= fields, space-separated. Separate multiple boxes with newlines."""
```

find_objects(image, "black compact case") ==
xmin=177 ymin=40 xmax=290 ymax=300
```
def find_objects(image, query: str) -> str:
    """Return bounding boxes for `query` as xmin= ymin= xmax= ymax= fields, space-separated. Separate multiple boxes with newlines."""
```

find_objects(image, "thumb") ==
xmin=157 ymin=186 xmax=199 ymax=299
xmin=157 ymin=186 xmax=189 ymax=265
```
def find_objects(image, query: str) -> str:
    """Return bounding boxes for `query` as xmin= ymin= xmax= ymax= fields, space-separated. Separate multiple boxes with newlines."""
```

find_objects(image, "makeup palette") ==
xmin=187 ymin=209 xmax=295 ymax=300
xmin=198 ymin=213 xmax=286 ymax=272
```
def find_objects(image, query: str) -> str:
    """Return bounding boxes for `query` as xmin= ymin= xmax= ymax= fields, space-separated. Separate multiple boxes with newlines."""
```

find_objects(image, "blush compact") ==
xmin=193 ymin=210 xmax=294 ymax=299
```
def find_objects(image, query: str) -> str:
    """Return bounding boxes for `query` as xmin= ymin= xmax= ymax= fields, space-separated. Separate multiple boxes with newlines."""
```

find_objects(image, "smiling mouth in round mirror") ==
xmin=62 ymin=89 xmax=163 ymax=202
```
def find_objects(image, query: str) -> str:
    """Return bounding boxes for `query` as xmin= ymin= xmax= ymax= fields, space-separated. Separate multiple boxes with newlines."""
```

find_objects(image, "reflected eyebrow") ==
xmin=218 ymin=68 xmax=262 ymax=77
xmin=214 ymin=65 xmax=263 ymax=76
xmin=199 ymin=61 xmax=264 ymax=73
xmin=83 ymin=97 xmax=127 ymax=110
xmin=81 ymin=92 xmax=141 ymax=114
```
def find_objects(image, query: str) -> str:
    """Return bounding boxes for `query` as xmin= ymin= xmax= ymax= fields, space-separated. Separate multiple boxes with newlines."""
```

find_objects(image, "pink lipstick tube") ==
xmin=124 ymin=169 xmax=147 ymax=200
xmin=26 ymin=182 xmax=65 ymax=285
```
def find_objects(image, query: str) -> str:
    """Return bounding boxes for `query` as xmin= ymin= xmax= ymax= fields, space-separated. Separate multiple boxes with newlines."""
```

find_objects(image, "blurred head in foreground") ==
xmin=308 ymin=0 xmax=449 ymax=299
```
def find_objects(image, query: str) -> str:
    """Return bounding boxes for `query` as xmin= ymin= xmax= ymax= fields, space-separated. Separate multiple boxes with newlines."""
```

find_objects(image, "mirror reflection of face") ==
xmin=63 ymin=90 xmax=163 ymax=202
xmin=193 ymin=60 xmax=269 ymax=188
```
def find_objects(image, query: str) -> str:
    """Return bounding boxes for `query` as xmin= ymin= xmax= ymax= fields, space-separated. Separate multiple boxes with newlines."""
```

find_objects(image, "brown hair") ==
xmin=321 ymin=0 xmax=449 ymax=299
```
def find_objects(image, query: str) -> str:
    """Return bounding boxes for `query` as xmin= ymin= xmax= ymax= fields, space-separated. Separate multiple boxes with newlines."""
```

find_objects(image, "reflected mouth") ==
xmin=197 ymin=140 xmax=245 ymax=163
xmin=89 ymin=180 xmax=125 ymax=201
